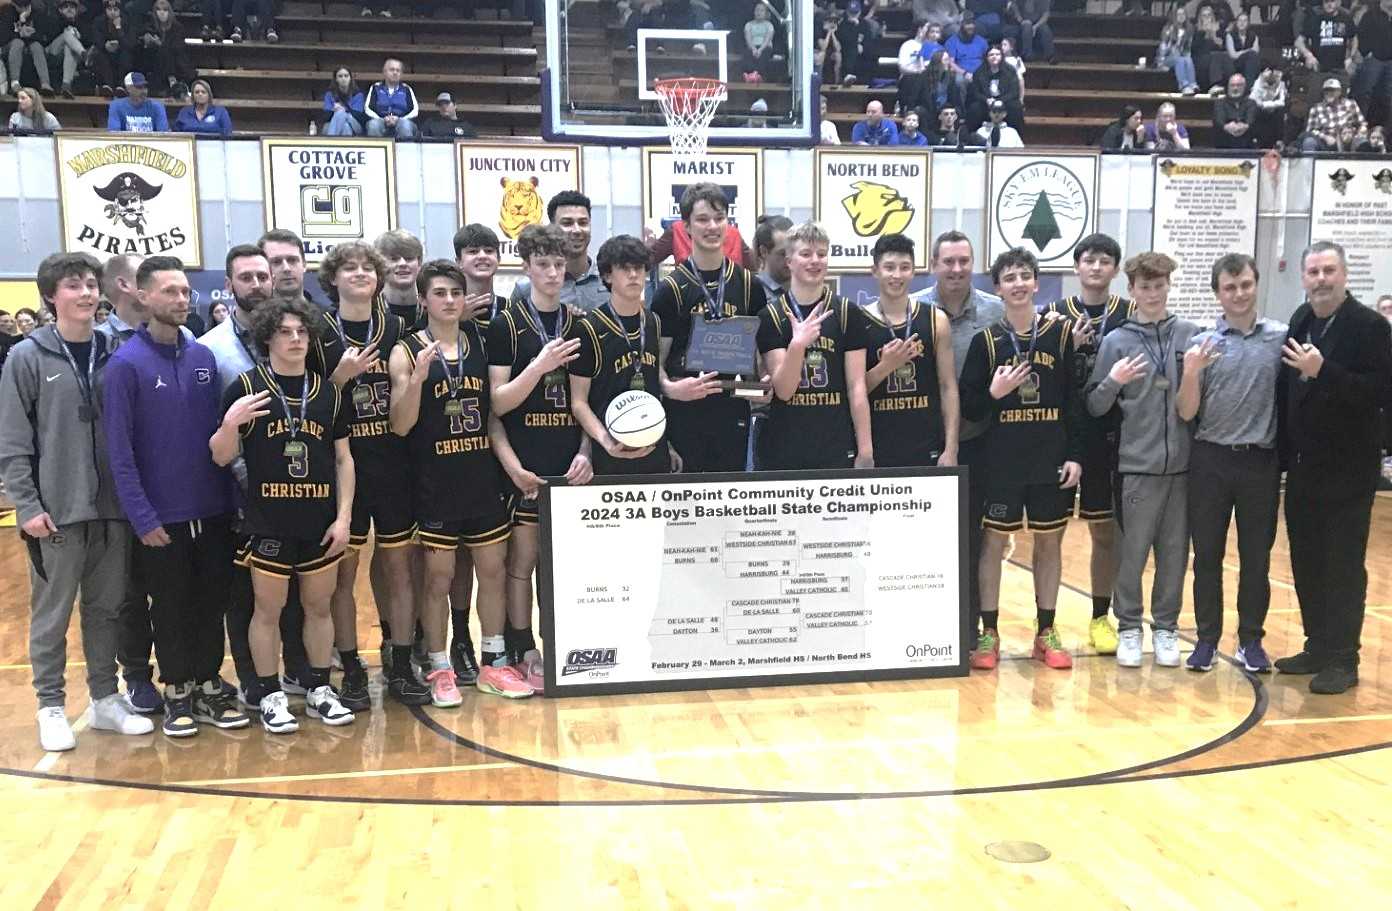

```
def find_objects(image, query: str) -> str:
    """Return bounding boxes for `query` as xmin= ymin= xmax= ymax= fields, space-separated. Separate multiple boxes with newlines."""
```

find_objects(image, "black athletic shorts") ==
xmin=415 ymin=513 xmax=511 ymax=551
xmin=1074 ymin=446 xmax=1117 ymax=521
xmin=982 ymin=481 xmax=1073 ymax=533
xmin=508 ymin=491 xmax=540 ymax=528
xmin=349 ymin=468 xmax=416 ymax=549
xmin=236 ymin=535 xmax=342 ymax=578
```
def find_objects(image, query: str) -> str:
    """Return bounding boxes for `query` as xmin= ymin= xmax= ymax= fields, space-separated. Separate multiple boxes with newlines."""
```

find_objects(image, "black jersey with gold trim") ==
xmin=397 ymin=322 xmax=499 ymax=522
xmin=318 ymin=300 xmax=409 ymax=470
xmin=755 ymin=288 xmax=864 ymax=470
xmin=651 ymin=258 xmax=767 ymax=377
xmin=1043 ymin=296 xmax=1134 ymax=390
xmin=223 ymin=366 xmax=349 ymax=539
xmin=486 ymin=299 xmax=581 ymax=478
xmin=959 ymin=315 xmax=1084 ymax=486
xmin=852 ymin=299 xmax=945 ymax=467
xmin=568 ymin=304 xmax=669 ymax=475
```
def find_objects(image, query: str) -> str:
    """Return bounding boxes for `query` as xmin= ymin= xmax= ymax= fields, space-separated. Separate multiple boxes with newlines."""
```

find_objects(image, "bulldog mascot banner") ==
xmin=814 ymin=149 xmax=930 ymax=273
xmin=56 ymin=135 xmax=203 ymax=268
xmin=456 ymin=142 xmax=583 ymax=268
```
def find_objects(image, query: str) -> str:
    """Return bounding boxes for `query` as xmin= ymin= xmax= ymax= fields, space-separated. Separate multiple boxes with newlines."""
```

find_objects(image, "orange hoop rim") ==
xmin=654 ymin=77 xmax=727 ymax=112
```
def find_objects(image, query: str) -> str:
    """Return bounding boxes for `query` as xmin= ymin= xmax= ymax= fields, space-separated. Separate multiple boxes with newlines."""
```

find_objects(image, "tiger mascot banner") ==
xmin=457 ymin=143 xmax=583 ymax=268
xmin=640 ymin=148 xmax=762 ymax=248
xmin=260 ymin=138 xmax=398 ymax=266
xmin=814 ymin=149 xmax=931 ymax=273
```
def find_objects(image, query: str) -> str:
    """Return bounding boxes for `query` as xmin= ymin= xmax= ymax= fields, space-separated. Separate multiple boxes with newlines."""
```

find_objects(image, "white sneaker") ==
xmin=36 ymin=706 xmax=76 ymax=751
xmin=1153 ymin=628 xmax=1181 ymax=667
xmin=88 ymin=693 xmax=155 ymax=735
xmin=259 ymin=691 xmax=299 ymax=734
xmin=1117 ymin=628 xmax=1144 ymax=668
xmin=305 ymin=685 xmax=355 ymax=726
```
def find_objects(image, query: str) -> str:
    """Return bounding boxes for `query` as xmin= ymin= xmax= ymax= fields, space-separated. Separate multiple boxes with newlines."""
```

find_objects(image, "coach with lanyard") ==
xmin=1274 ymin=241 xmax=1392 ymax=694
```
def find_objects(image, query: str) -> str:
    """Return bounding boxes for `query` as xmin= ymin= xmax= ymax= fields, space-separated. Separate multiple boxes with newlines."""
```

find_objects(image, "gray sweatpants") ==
xmin=27 ymin=520 xmax=131 ymax=708
xmin=1114 ymin=474 xmax=1189 ymax=632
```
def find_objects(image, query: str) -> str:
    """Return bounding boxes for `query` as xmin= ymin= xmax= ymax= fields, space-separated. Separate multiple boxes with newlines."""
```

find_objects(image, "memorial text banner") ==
xmin=540 ymin=469 xmax=968 ymax=697
xmin=1308 ymin=158 xmax=1392 ymax=303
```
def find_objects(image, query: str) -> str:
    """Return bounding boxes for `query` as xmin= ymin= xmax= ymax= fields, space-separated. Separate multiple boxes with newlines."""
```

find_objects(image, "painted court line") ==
xmin=172 ymin=761 xmax=516 ymax=787
xmin=1264 ymin=714 xmax=1392 ymax=727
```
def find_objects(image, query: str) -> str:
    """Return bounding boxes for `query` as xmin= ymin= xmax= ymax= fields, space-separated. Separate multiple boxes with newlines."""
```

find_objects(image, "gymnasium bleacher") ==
xmin=23 ymin=1 xmax=1287 ymax=147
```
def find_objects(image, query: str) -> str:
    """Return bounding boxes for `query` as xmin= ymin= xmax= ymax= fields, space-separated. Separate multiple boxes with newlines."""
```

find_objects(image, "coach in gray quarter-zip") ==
xmin=1086 ymin=252 xmax=1200 ymax=670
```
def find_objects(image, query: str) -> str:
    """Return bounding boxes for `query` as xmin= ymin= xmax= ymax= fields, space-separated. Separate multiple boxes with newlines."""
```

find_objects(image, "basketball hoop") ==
xmin=654 ymin=77 xmax=727 ymax=161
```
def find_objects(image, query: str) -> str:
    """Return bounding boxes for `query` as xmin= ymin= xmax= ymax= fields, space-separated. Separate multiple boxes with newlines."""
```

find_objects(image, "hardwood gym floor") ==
xmin=0 ymin=497 xmax=1389 ymax=909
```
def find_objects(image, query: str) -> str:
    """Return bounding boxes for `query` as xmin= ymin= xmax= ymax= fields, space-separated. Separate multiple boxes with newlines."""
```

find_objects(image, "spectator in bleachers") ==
xmin=1157 ymin=5 xmax=1199 ymax=95
xmin=967 ymin=0 xmax=1011 ymax=44
xmin=1192 ymin=4 xmax=1226 ymax=94
xmin=967 ymin=44 xmax=1023 ymax=131
xmin=1222 ymin=11 xmax=1261 ymax=87
xmin=815 ymin=7 xmax=841 ymax=83
xmin=1213 ymin=72 xmax=1258 ymax=148
xmin=918 ymin=47 xmax=965 ymax=121
xmin=1354 ymin=0 xmax=1392 ymax=128
xmin=945 ymin=13 xmax=987 ymax=95
xmin=420 ymin=91 xmax=478 ymax=139
xmin=898 ymin=21 xmax=942 ymax=112
xmin=1006 ymin=0 xmax=1052 ymax=62
xmin=1250 ymin=64 xmax=1288 ymax=147
xmin=912 ymin=0 xmax=962 ymax=39
xmin=1296 ymin=0 xmax=1357 ymax=91
xmin=8 ymin=86 xmax=60 ymax=132
xmin=836 ymin=0 xmax=874 ymax=85
xmin=92 ymin=0 xmax=137 ymax=98
xmin=999 ymin=35 xmax=1025 ymax=99
xmin=1144 ymin=101 xmax=1191 ymax=150
xmin=1355 ymin=122 xmax=1387 ymax=150
xmin=1100 ymin=104 xmax=1145 ymax=149
xmin=896 ymin=109 xmax=930 ymax=144
xmin=818 ymin=93 xmax=840 ymax=143
xmin=742 ymin=2 xmax=781 ymax=82
xmin=198 ymin=1 xmax=229 ymax=43
xmin=107 ymin=71 xmax=169 ymax=131
xmin=1300 ymin=75 xmax=1367 ymax=149
xmin=47 ymin=0 xmax=92 ymax=99
xmin=925 ymin=103 xmax=970 ymax=145
xmin=174 ymin=78 xmax=233 ymax=136
xmin=230 ymin=0 xmax=279 ymax=43
xmin=209 ymin=301 xmax=229 ymax=326
xmin=365 ymin=57 xmax=420 ymax=139
xmin=321 ymin=67 xmax=367 ymax=136
xmin=138 ymin=0 xmax=194 ymax=101
xmin=851 ymin=99 xmax=900 ymax=144
xmin=4 ymin=0 xmax=57 ymax=96
xmin=976 ymin=96 xmax=1023 ymax=145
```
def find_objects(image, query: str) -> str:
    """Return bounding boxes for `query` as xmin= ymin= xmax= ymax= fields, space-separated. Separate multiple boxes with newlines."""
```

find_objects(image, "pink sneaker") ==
xmin=425 ymin=668 xmax=462 ymax=707
xmin=518 ymin=650 xmax=545 ymax=694
xmin=477 ymin=663 xmax=534 ymax=699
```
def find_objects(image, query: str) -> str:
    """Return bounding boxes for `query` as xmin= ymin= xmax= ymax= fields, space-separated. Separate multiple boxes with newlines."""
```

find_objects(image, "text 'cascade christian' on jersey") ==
xmin=852 ymin=299 xmax=945 ymax=467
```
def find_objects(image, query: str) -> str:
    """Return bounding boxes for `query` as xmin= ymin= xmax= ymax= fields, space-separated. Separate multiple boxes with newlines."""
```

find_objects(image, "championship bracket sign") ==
xmin=1151 ymin=157 xmax=1259 ymax=322
xmin=457 ymin=142 xmax=582 ymax=268
xmin=539 ymin=468 xmax=969 ymax=697
xmin=260 ymin=138 xmax=398 ymax=266
xmin=1309 ymin=158 xmax=1392 ymax=303
xmin=814 ymin=149 xmax=931 ymax=273
xmin=55 ymin=135 xmax=202 ymax=267
xmin=641 ymin=147 xmax=763 ymax=246
xmin=985 ymin=151 xmax=1099 ymax=272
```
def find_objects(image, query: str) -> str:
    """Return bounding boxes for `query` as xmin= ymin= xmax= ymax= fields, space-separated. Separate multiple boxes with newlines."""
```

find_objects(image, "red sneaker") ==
xmin=969 ymin=629 xmax=1000 ymax=670
xmin=1032 ymin=626 xmax=1073 ymax=669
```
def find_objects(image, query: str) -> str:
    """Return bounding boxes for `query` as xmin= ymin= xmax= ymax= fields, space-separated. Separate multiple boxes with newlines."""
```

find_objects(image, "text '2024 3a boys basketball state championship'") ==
xmin=543 ymin=472 xmax=966 ymax=695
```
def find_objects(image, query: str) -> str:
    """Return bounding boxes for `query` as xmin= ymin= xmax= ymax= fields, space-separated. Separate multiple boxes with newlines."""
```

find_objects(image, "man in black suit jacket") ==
xmin=1275 ymin=241 xmax=1392 ymax=694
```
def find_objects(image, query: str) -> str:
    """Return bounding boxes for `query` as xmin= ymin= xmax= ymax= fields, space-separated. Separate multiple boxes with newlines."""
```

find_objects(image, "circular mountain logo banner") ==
xmin=987 ymin=153 xmax=1098 ymax=271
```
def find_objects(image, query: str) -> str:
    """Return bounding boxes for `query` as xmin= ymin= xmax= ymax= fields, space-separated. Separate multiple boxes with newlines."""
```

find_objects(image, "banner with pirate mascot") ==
xmin=1309 ymin=158 xmax=1392 ymax=303
xmin=55 ymin=135 xmax=202 ymax=267
xmin=455 ymin=142 xmax=583 ymax=268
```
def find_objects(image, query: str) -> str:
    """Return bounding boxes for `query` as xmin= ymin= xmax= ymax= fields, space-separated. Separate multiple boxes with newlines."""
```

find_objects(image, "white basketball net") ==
xmin=654 ymin=78 xmax=727 ymax=161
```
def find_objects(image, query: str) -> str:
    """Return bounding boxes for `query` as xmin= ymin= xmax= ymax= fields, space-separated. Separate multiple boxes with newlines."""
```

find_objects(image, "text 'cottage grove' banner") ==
xmin=642 ymin=148 xmax=763 ymax=245
xmin=1309 ymin=158 xmax=1392 ymax=303
xmin=260 ymin=138 xmax=398 ymax=266
xmin=1151 ymin=157 xmax=1259 ymax=322
xmin=814 ymin=149 xmax=930 ymax=273
xmin=457 ymin=142 xmax=583 ymax=268
xmin=56 ymin=135 xmax=202 ymax=267
xmin=986 ymin=152 xmax=1099 ymax=272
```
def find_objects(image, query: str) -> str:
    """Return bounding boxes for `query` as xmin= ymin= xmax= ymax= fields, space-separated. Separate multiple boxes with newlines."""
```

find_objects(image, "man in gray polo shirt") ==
xmin=913 ymin=230 xmax=1004 ymax=661
xmin=1176 ymin=253 xmax=1285 ymax=674
xmin=511 ymin=190 xmax=610 ymax=313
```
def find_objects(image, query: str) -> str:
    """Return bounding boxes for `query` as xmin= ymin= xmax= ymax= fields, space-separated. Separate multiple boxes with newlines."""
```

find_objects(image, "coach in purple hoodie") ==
xmin=101 ymin=256 xmax=248 ymax=737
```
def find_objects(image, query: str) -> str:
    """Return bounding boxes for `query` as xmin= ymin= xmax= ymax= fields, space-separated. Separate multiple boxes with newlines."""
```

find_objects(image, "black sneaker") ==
xmin=1309 ymin=663 xmax=1358 ymax=695
xmin=280 ymin=671 xmax=310 ymax=696
xmin=193 ymin=681 xmax=251 ymax=729
xmin=451 ymin=638 xmax=480 ymax=685
xmin=339 ymin=667 xmax=371 ymax=712
xmin=162 ymin=686 xmax=198 ymax=738
xmin=1274 ymin=650 xmax=1331 ymax=675
xmin=388 ymin=673 xmax=431 ymax=706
